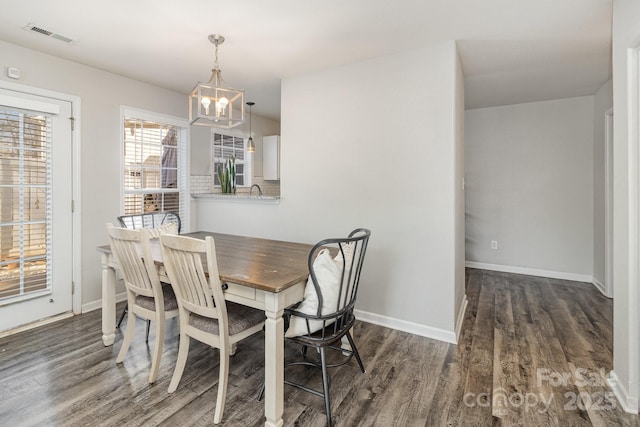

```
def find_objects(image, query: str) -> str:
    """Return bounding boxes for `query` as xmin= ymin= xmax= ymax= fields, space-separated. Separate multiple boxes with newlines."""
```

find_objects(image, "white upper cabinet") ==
xmin=263 ymin=135 xmax=280 ymax=180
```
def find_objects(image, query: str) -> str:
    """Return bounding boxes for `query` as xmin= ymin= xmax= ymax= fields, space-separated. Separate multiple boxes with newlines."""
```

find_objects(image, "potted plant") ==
xmin=217 ymin=155 xmax=236 ymax=194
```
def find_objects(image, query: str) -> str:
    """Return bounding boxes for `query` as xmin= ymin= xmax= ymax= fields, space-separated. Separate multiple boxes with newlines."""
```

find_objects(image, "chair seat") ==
xmin=189 ymin=301 xmax=265 ymax=336
xmin=135 ymin=283 xmax=179 ymax=311
xmin=286 ymin=314 xmax=355 ymax=348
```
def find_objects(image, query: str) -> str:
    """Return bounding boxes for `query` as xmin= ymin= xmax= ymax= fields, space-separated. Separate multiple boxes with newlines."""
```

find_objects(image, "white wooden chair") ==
xmin=106 ymin=223 xmax=179 ymax=384
xmin=116 ymin=211 xmax=181 ymax=340
xmin=160 ymin=234 xmax=265 ymax=424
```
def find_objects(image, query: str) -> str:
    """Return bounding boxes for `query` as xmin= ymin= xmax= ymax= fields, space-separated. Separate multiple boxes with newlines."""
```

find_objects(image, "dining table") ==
xmin=97 ymin=230 xmax=314 ymax=427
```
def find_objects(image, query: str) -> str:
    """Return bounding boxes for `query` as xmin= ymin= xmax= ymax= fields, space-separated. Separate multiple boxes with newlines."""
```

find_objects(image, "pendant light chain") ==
xmin=209 ymin=39 xmax=222 ymax=86
xmin=214 ymin=41 xmax=220 ymax=70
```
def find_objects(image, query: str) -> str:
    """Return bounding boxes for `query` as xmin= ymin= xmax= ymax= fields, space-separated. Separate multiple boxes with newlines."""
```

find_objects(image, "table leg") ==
xmin=264 ymin=305 xmax=285 ymax=427
xmin=101 ymin=253 xmax=116 ymax=346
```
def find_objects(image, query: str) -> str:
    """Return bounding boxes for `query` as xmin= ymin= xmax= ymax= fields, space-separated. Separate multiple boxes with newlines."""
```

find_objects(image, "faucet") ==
xmin=249 ymin=184 xmax=263 ymax=196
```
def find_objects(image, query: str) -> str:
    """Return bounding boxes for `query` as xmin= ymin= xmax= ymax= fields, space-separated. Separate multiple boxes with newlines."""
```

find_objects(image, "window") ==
xmin=211 ymin=131 xmax=252 ymax=187
xmin=121 ymin=107 xmax=188 ymax=227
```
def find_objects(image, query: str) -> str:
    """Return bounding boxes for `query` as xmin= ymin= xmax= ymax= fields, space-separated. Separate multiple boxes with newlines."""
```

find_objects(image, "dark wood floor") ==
xmin=1 ymin=268 xmax=639 ymax=426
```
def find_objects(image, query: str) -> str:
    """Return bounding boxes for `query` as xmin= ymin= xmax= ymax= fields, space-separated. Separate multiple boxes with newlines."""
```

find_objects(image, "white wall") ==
xmin=593 ymin=79 xmax=613 ymax=289
xmin=196 ymin=41 xmax=464 ymax=341
xmin=0 ymin=40 xmax=186 ymax=305
xmin=611 ymin=0 xmax=640 ymax=412
xmin=465 ymin=97 xmax=594 ymax=278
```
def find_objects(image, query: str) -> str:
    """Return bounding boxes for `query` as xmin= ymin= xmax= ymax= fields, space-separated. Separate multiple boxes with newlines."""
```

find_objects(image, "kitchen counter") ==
xmin=191 ymin=193 xmax=280 ymax=203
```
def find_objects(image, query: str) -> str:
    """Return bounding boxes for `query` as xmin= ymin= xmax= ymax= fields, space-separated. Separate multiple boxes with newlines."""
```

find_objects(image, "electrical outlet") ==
xmin=491 ymin=240 xmax=498 ymax=250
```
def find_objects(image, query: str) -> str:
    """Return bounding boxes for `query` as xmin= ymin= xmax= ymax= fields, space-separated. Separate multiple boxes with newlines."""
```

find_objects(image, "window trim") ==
xmin=119 ymin=106 xmax=190 ymax=231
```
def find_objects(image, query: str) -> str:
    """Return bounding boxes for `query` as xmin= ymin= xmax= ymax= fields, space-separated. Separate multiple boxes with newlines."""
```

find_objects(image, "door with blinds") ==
xmin=0 ymin=88 xmax=73 ymax=332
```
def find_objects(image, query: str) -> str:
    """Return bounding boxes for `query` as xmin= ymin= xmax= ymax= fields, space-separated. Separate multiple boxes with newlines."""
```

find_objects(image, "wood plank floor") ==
xmin=1 ymin=268 xmax=639 ymax=426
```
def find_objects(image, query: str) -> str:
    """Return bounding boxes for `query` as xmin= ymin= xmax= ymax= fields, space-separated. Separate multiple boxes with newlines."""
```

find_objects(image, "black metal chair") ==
xmin=258 ymin=228 xmax=371 ymax=427
xmin=117 ymin=211 xmax=181 ymax=233
xmin=116 ymin=211 xmax=181 ymax=341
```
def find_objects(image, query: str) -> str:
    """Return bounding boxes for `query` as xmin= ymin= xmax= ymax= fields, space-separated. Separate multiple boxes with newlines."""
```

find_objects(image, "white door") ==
xmin=0 ymin=88 xmax=73 ymax=331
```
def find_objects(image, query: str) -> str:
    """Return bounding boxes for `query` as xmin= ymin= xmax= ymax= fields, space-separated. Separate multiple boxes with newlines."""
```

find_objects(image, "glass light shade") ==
xmin=247 ymin=136 xmax=255 ymax=153
xmin=189 ymin=70 xmax=244 ymax=128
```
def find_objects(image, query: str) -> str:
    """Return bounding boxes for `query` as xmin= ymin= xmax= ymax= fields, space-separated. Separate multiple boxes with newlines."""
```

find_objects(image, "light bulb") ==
xmin=216 ymin=97 xmax=229 ymax=117
xmin=201 ymin=97 xmax=211 ymax=115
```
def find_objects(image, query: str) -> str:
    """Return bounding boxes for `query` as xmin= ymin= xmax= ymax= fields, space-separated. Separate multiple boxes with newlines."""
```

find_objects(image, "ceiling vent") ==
xmin=23 ymin=23 xmax=72 ymax=43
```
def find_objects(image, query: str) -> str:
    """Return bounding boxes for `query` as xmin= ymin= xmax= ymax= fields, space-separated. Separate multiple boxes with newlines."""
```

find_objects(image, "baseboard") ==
xmin=607 ymin=370 xmax=639 ymax=414
xmin=454 ymin=295 xmax=468 ymax=343
xmin=355 ymin=309 xmax=457 ymax=344
xmin=82 ymin=292 xmax=127 ymax=313
xmin=591 ymin=277 xmax=611 ymax=298
xmin=465 ymin=261 xmax=593 ymax=283
xmin=82 ymin=293 xmax=459 ymax=345
xmin=0 ymin=312 xmax=74 ymax=338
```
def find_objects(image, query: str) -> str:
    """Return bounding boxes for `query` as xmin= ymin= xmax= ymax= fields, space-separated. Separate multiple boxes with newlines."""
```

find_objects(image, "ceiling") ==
xmin=0 ymin=0 xmax=612 ymax=121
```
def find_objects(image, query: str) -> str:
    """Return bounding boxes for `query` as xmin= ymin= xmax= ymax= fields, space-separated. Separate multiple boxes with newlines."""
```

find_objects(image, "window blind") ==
xmin=123 ymin=117 xmax=185 ymax=219
xmin=0 ymin=108 xmax=51 ymax=301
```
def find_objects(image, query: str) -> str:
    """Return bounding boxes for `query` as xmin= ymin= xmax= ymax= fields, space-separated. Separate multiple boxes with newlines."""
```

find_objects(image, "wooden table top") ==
xmin=98 ymin=231 xmax=313 ymax=293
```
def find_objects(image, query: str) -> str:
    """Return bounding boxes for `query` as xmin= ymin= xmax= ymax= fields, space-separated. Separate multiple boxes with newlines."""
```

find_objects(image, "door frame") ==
xmin=605 ymin=107 xmax=614 ymax=298
xmin=0 ymin=80 xmax=82 ymax=316
xmin=631 ymin=39 xmax=640 ymax=413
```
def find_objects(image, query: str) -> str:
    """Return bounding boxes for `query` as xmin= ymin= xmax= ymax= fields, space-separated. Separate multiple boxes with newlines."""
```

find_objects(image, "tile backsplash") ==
xmin=190 ymin=175 xmax=280 ymax=197
xmin=190 ymin=175 xmax=212 ymax=194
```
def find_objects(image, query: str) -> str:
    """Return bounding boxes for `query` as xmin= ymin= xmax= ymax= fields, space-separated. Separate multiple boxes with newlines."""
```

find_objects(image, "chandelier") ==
xmin=189 ymin=34 xmax=244 ymax=128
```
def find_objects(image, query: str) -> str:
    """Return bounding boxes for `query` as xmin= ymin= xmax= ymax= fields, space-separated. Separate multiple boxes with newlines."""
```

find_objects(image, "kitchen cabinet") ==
xmin=263 ymin=135 xmax=280 ymax=180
